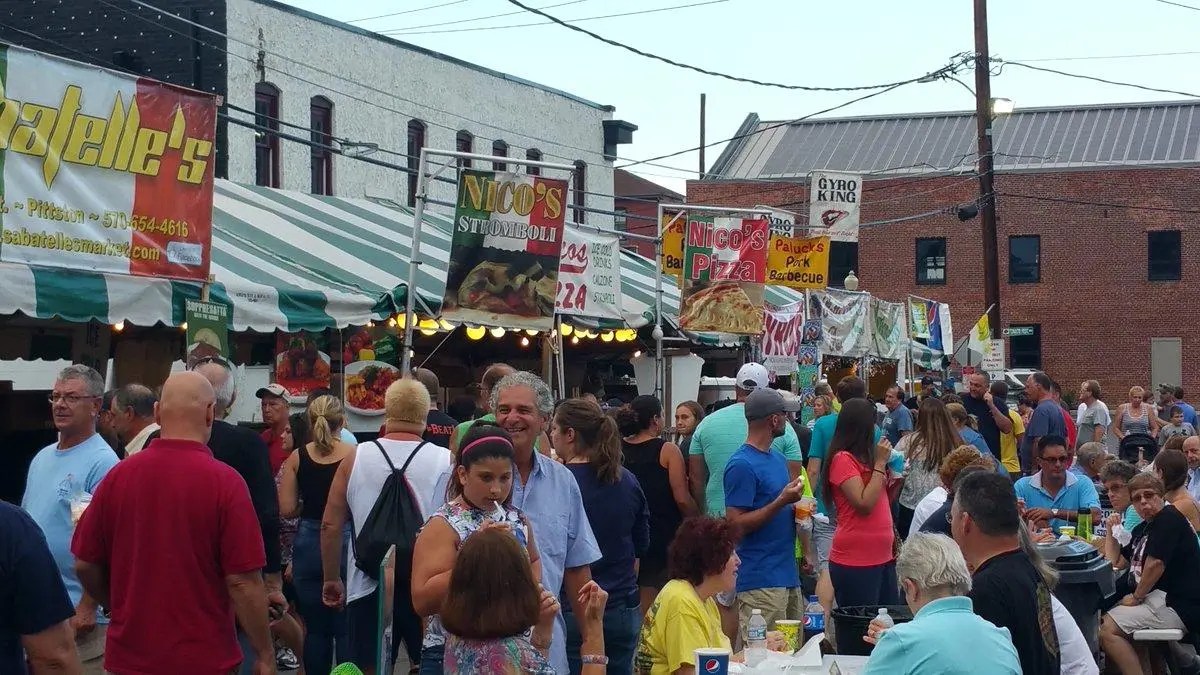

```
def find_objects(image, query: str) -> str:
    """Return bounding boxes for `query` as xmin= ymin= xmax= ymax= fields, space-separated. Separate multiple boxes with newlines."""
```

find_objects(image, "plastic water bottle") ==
xmin=875 ymin=607 xmax=894 ymax=629
xmin=803 ymin=595 xmax=825 ymax=640
xmin=745 ymin=609 xmax=768 ymax=666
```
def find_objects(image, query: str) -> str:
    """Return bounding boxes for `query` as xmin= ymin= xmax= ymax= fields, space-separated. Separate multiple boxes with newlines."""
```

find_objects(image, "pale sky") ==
xmin=282 ymin=0 xmax=1198 ymax=192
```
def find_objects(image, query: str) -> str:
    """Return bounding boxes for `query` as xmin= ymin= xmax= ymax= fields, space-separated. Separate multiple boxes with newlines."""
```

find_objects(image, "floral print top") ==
xmin=444 ymin=635 xmax=555 ymax=674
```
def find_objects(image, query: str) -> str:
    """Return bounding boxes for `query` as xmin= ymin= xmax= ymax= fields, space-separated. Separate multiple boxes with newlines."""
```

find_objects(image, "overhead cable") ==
xmin=995 ymin=59 xmax=1200 ymax=98
xmin=346 ymin=0 xmax=474 ymax=24
xmin=504 ymin=0 xmax=966 ymax=92
xmin=392 ymin=0 xmax=730 ymax=36
xmin=378 ymin=0 xmax=591 ymax=34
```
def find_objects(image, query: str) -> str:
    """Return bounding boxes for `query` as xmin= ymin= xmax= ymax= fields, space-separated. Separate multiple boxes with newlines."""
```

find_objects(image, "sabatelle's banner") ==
xmin=767 ymin=234 xmax=830 ymax=290
xmin=808 ymin=171 xmax=861 ymax=243
xmin=556 ymin=224 xmax=623 ymax=320
xmin=442 ymin=169 xmax=568 ymax=331
xmin=679 ymin=216 xmax=768 ymax=335
xmin=0 ymin=44 xmax=216 ymax=281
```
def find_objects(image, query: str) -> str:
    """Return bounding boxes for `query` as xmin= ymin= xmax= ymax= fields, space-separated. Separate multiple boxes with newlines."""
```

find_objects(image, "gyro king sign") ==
xmin=0 ymin=44 xmax=217 ymax=281
xmin=808 ymin=171 xmax=861 ymax=243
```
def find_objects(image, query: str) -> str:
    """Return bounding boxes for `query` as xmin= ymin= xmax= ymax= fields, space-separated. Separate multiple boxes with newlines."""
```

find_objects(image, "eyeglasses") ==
xmin=190 ymin=355 xmax=230 ymax=369
xmin=1131 ymin=491 xmax=1161 ymax=503
xmin=48 ymin=393 xmax=98 ymax=405
xmin=1040 ymin=456 xmax=1069 ymax=465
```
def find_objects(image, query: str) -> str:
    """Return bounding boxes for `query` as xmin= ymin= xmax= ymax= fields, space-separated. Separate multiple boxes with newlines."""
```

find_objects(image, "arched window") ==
xmin=526 ymin=148 xmax=542 ymax=176
xmin=572 ymin=160 xmax=586 ymax=223
xmin=310 ymin=96 xmax=333 ymax=195
xmin=456 ymin=130 xmax=474 ymax=168
xmin=407 ymin=120 xmax=426 ymax=207
xmin=492 ymin=140 xmax=508 ymax=171
xmin=254 ymin=82 xmax=281 ymax=187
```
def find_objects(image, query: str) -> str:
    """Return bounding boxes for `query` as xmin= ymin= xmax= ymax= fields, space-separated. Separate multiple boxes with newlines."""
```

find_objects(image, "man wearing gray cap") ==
xmin=688 ymin=363 xmax=806 ymax=517
xmin=724 ymin=388 xmax=808 ymax=638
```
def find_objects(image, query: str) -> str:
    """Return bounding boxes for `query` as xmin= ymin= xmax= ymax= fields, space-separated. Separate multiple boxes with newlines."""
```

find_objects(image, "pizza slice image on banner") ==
xmin=679 ymin=216 xmax=769 ymax=335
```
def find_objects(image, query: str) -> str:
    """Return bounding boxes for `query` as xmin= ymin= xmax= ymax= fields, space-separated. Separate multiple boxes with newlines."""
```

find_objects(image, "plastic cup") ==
xmin=1059 ymin=525 xmax=1076 ymax=538
xmin=694 ymin=647 xmax=731 ymax=675
xmin=794 ymin=497 xmax=816 ymax=520
xmin=776 ymin=619 xmax=802 ymax=652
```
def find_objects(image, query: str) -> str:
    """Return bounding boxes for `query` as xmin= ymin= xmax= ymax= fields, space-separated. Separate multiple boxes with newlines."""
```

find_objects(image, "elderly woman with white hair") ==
xmin=863 ymin=533 xmax=1021 ymax=675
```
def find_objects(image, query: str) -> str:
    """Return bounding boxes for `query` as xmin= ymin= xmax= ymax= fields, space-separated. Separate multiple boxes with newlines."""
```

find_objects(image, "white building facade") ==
xmin=224 ymin=0 xmax=624 ymax=224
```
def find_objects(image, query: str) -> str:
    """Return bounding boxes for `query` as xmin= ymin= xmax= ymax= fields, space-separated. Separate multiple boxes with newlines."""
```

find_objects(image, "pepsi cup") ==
xmin=694 ymin=647 xmax=731 ymax=675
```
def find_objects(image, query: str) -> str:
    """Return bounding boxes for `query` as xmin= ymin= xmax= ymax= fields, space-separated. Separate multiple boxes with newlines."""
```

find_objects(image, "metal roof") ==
xmin=707 ymin=100 xmax=1200 ymax=179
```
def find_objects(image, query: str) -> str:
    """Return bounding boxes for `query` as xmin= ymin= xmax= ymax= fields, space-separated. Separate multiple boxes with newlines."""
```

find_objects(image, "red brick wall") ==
xmin=687 ymin=168 xmax=1200 ymax=400
xmin=617 ymin=197 xmax=661 ymax=258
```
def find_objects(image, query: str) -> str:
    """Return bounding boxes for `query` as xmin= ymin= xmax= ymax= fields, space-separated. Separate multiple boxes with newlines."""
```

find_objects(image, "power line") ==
xmin=346 ymin=0 xmax=475 ymax=23
xmin=996 ymin=192 xmax=1200 ymax=215
xmin=388 ymin=0 xmax=725 ymax=36
xmin=995 ymin=59 xmax=1200 ymax=98
xmin=503 ymin=0 xmax=967 ymax=92
xmin=1013 ymin=50 xmax=1200 ymax=63
xmin=378 ymin=0 xmax=591 ymax=34
xmin=1151 ymin=0 xmax=1200 ymax=10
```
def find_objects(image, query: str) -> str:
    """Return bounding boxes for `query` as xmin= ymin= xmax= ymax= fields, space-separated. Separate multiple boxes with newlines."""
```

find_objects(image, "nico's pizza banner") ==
xmin=679 ymin=216 xmax=768 ymax=335
xmin=0 ymin=44 xmax=216 ymax=281
xmin=442 ymin=169 xmax=568 ymax=331
xmin=555 ymin=224 xmax=623 ymax=320
xmin=660 ymin=211 xmax=684 ymax=278
xmin=808 ymin=171 xmax=861 ymax=243
xmin=767 ymin=234 xmax=830 ymax=290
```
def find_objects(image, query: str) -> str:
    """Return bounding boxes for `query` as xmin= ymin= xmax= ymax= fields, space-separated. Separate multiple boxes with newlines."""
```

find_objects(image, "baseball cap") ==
xmin=744 ymin=388 xmax=802 ymax=420
xmin=736 ymin=362 xmax=770 ymax=391
xmin=256 ymin=383 xmax=291 ymax=399
xmin=1160 ymin=383 xmax=1176 ymax=393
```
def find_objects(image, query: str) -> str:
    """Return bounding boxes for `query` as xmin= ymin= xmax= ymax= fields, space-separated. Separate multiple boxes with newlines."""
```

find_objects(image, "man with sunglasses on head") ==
xmin=22 ymin=364 xmax=119 ymax=674
xmin=1013 ymin=435 xmax=1101 ymax=535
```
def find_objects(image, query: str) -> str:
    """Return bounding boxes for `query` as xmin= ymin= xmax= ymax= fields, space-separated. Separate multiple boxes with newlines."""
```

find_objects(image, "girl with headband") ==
xmin=411 ymin=424 xmax=544 ymax=674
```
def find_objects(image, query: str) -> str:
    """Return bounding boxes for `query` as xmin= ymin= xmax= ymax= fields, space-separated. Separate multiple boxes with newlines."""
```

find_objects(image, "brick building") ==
xmin=690 ymin=101 xmax=1200 ymax=399
xmin=614 ymin=169 xmax=683 ymax=257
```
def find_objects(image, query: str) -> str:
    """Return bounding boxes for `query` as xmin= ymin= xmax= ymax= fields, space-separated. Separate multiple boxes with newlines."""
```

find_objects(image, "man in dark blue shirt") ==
xmin=1020 ymin=373 xmax=1067 ymax=474
xmin=0 ymin=501 xmax=80 ymax=674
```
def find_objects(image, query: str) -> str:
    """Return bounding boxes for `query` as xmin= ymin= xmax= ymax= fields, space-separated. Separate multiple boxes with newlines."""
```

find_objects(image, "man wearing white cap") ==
xmin=688 ymin=363 xmax=806 ymax=517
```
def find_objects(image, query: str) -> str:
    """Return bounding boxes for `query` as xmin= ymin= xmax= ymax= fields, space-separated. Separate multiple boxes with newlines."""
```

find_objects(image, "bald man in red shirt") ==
xmin=72 ymin=372 xmax=276 ymax=675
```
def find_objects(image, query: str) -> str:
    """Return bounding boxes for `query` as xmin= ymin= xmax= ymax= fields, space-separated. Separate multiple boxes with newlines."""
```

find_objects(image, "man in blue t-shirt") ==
xmin=724 ymin=388 xmax=806 ymax=637
xmin=0 ymin=501 xmax=79 ymax=674
xmin=22 ymin=365 xmax=118 ymax=672
xmin=1019 ymin=372 xmax=1067 ymax=474
xmin=881 ymin=385 xmax=913 ymax=446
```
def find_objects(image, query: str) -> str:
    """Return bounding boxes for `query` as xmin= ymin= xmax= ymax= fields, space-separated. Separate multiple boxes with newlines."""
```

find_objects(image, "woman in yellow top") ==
xmin=635 ymin=517 xmax=784 ymax=674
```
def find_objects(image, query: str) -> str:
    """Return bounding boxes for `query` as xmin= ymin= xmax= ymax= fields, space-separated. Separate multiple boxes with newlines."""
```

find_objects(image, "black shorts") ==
xmin=346 ymin=590 xmax=379 ymax=669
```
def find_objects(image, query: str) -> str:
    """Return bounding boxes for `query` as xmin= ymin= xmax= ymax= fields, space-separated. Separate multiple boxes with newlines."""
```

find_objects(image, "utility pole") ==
xmin=699 ymin=93 xmax=707 ymax=179
xmin=974 ymin=0 xmax=1002 ymax=338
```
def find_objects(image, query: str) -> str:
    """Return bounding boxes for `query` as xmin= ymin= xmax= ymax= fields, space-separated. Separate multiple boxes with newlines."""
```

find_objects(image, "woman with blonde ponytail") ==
xmin=278 ymin=394 xmax=356 ymax=674
xmin=551 ymin=398 xmax=649 ymax=675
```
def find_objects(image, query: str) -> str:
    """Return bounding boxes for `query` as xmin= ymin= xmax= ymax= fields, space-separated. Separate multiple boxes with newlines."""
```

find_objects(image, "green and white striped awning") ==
xmin=0 ymin=181 xmax=439 ymax=331
xmin=0 ymin=180 xmax=806 ymax=336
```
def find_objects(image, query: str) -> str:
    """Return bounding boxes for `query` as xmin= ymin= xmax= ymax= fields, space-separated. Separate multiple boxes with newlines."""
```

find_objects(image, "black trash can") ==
xmin=1038 ymin=539 xmax=1116 ymax=656
xmin=830 ymin=605 xmax=912 ymax=656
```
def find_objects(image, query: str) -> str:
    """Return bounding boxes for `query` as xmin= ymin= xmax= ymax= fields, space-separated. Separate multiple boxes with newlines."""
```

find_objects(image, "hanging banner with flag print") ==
xmin=0 ymin=44 xmax=216 ymax=282
xmin=679 ymin=215 xmax=769 ymax=335
xmin=762 ymin=301 xmax=804 ymax=375
xmin=807 ymin=171 xmax=861 ymax=242
xmin=555 ymin=224 xmax=623 ymax=320
xmin=926 ymin=301 xmax=944 ymax=352
xmin=441 ymin=169 xmax=568 ymax=331
xmin=870 ymin=298 xmax=907 ymax=360
xmin=818 ymin=288 xmax=870 ymax=357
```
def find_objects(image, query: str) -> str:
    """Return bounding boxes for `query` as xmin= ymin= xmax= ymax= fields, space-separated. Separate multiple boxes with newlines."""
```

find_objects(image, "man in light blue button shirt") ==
xmin=1182 ymin=437 xmax=1200 ymax=503
xmin=434 ymin=371 xmax=600 ymax=674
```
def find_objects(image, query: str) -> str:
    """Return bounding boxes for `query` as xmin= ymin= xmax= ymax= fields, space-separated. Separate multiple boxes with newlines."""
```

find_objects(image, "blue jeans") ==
xmin=293 ymin=519 xmax=351 ymax=674
xmin=828 ymin=560 xmax=900 ymax=608
xmin=564 ymin=602 xmax=641 ymax=675
xmin=419 ymin=642 xmax=445 ymax=675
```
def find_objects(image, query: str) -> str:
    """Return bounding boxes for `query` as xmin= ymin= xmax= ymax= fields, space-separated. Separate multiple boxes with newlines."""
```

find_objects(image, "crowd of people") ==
xmin=5 ymin=359 xmax=1200 ymax=675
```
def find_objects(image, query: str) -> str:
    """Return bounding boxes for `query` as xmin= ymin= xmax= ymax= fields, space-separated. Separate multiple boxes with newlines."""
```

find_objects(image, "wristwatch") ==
xmin=1052 ymin=508 xmax=1060 ymax=518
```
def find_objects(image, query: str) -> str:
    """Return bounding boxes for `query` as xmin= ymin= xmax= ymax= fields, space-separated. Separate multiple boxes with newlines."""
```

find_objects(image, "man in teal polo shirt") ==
xmin=1014 ymin=434 xmax=1101 ymax=534
xmin=687 ymin=363 xmax=805 ymax=516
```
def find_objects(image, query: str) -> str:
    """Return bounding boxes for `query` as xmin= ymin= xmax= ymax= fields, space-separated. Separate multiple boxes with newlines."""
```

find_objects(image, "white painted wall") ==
xmin=224 ymin=0 xmax=616 ymax=226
